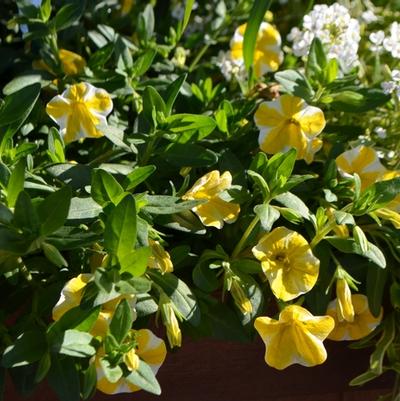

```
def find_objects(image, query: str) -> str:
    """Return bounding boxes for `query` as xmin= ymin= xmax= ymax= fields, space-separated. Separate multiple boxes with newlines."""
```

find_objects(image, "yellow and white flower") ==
xmin=96 ymin=329 xmax=167 ymax=394
xmin=254 ymin=94 xmax=326 ymax=163
xmin=182 ymin=170 xmax=240 ymax=229
xmin=230 ymin=22 xmax=283 ymax=77
xmin=52 ymin=273 xmax=136 ymax=337
xmin=46 ymin=82 xmax=113 ymax=144
xmin=336 ymin=278 xmax=354 ymax=322
xmin=148 ymin=240 xmax=174 ymax=274
xmin=252 ymin=227 xmax=320 ymax=301
xmin=254 ymin=305 xmax=334 ymax=370
xmin=59 ymin=49 xmax=86 ymax=76
xmin=326 ymin=294 xmax=382 ymax=341
xmin=335 ymin=145 xmax=387 ymax=190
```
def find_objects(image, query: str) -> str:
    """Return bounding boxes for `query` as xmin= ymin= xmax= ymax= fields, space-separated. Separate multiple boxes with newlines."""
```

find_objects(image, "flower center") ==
xmin=287 ymin=117 xmax=300 ymax=126
xmin=273 ymin=252 xmax=291 ymax=269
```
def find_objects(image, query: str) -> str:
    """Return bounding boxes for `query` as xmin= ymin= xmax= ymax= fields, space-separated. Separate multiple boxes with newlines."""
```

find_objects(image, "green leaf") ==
xmin=81 ymin=363 xmax=97 ymax=400
xmin=243 ymin=0 xmax=272 ymax=72
xmin=177 ymin=0 xmax=195 ymax=40
xmin=366 ymin=264 xmax=387 ymax=318
xmin=109 ymin=299 xmax=133 ymax=343
xmin=91 ymin=169 xmax=124 ymax=206
xmin=329 ymin=87 xmax=390 ymax=112
xmin=99 ymin=357 xmax=123 ymax=383
xmin=0 ymin=226 xmax=29 ymax=254
xmin=133 ymin=49 xmax=157 ymax=77
xmin=7 ymin=158 xmax=25 ymax=208
xmin=369 ymin=314 xmax=395 ymax=374
xmin=123 ymin=165 xmax=156 ymax=191
xmin=35 ymin=353 xmax=51 ymax=383
xmin=143 ymin=195 xmax=204 ymax=215
xmin=247 ymin=170 xmax=270 ymax=200
xmin=104 ymin=194 xmax=137 ymax=259
xmin=138 ymin=4 xmax=154 ymax=41
xmin=165 ymin=74 xmax=187 ymax=116
xmin=99 ymin=125 xmax=132 ymax=152
xmin=126 ymin=360 xmax=161 ymax=395
xmin=265 ymin=149 xmax=297 ymax=195
xmin=142 ymin=86 xmax=166 ymax=124
xmin=3 ymin=73 xmax=50 ymax=95
xmin=306 ymin=37 xmax=327 ymax=82
xmin=275 ymin=70 xmax=314 ymax=102
xmin=148 ymin=271 xmax=200 ymax=325
xmin=254 ymin=204 xmax=280 ymax=232
xmin=0 ymin=83 xmax=40 ymax=128
xmin=40 ymin=0 xmax=52 ymax=21
xmin=2 ymin=330 xmax=47 ymax=368
xmin=51 ymin=329 xmax=95 ymax=358
xmin=326 ymin=237 xmax=386 ymax=268
xmin=349 ymin=370 xmax=380 ymax=387
xmin=119 ymin=246 xmax=151 ymax=277
xmin=52 ymin=1 xmax=85 ymax=32
xmin=47 ymin=355 xmax=80 ymax=401
xmin=67 ymin=197 xmax=102 ymax=221
xmin=48 ymin=305 xmax=100 ymax=337
xmin=37 ymin=186 xmax=72 ymax=236
xmin=193 ymin=263 xmax=220 ymax=292
xmin=353 ymin=177 xmax=400 ymax=215
xmin=164 ymin=143 xmax=218 ymax=167
xmin=274 ymin=192 xmax=310 ymax=219
xmin=166 ymin=113 xmax=217 ymax=143
xmin=42 ymin=242 xmax=68 ymax=267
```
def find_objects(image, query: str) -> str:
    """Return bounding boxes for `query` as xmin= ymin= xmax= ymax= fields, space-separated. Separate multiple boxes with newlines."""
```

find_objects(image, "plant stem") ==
xmin=231 ymin=215 xmax=259 ymax=259
xmin=310 ymin=221 xmax=337 ymax=249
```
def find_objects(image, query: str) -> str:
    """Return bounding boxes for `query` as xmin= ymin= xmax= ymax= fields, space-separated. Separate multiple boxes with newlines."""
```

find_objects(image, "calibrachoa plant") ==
xmin=1 ymin=0 xmax=400 ymax=400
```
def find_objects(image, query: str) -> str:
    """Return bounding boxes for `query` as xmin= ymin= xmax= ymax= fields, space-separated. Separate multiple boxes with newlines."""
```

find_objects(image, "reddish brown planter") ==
xmin=6 ymin=338 xmax=394 ymax=401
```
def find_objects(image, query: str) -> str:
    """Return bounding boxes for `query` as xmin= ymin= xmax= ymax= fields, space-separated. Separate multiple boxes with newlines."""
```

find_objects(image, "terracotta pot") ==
xmin=6 ymin=338 xmax=394 ymax=401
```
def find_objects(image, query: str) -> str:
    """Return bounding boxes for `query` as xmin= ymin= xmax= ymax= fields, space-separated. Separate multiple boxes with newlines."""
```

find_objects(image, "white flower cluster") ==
xmin=287 ymin=3 xmax=361 ymax=73
xmin=381 ymin=69 xmax=400 ymax=100
xmin=215 ymin=51 xmax=246 ymax=82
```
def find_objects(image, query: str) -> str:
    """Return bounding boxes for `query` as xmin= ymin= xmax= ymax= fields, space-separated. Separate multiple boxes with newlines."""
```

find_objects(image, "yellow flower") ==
xmin=254 ymin=305 xmax=334 ymax=370
xmin=96 ymin=329 xmax=167 ymax=394
xmin=58 ymin=49 xmax=86 ymax=76
xmin=336 ymin=278 xmax=354 ymax=322
xmin=230 ymin=22 xmax=283 ymax=77
xmin=182 ymin=170 xmax=240 ymax=229
xmin=252 ymin=227 xmax=320 ymax=301
xmin=326 ymin=294 xmax=382 ymax=341
xmin=46 ymin=82 xmax=113 ymax=144
xmin=254 ymin=94 xmax=326 ymax=163
xmin=52 ymin=273 xmax=136 ymax=337
xmin=335 ymin=145 xmax=387 ymax=190
xmin=148 ymin=240 xmax=173 ymax=274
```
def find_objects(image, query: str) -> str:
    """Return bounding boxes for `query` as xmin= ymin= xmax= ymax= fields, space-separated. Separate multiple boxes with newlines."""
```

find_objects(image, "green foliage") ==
xmin=1 ymin=0 xmax=400 ymax=399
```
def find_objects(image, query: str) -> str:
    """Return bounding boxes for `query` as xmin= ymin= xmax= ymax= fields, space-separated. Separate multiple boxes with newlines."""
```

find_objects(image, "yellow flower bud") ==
xmin=230 ymin=278 xmax=253 ymax=315
xmin=336 ymin=278 xmax=355 ymax=323
xmin=124 ymin=349 xmax=140 ymax=371
xmin=148 ymin=240 xmax=173 ymax=274
xmin=375 ymin=208 xmax=400 ymax=229
xmin=159 ymin=294 xmax=182 ymax=348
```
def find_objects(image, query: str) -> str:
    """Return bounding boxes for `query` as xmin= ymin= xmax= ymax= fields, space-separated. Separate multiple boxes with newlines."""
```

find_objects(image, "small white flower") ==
xmin=381 ymin=69 xmax=400 ymax=100
xmin=374 ymin=127 xmax=387 ymax=139
xmin=369 ymin=31 xmax=385 ymax=53
xmin=383 ymin=22 xmax=400 ymax=58
xmin=215 ymin=50 xmax=246 ymax=82
xmin=360 ymin=10 xmax=378 ymax=24
xmin=287 ymin=3 xmax=360 ymax=73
